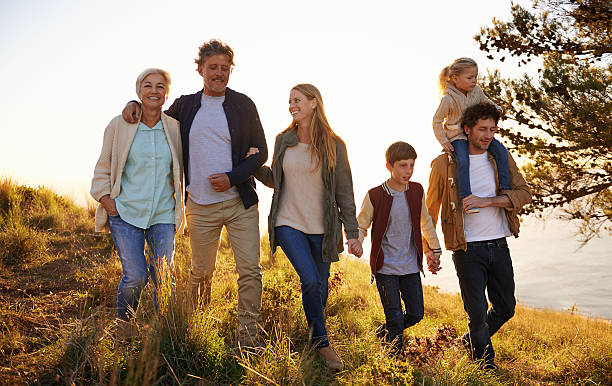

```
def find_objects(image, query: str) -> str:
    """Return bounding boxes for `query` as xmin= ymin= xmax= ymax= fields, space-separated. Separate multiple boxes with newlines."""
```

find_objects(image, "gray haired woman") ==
xmin=91 ymin=69 xmax=184 ymax=327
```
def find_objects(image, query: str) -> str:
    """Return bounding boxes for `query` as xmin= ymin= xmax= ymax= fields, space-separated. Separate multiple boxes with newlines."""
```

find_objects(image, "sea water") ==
xmin=422 ymin=217 xmax=612 ymax=320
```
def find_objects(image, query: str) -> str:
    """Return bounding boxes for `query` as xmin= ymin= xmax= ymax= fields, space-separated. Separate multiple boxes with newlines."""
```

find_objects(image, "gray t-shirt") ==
xmin=378 ymin=187 xmax=420 ymax=275
xmin=186 ymin=94 xmax=239 ymax=205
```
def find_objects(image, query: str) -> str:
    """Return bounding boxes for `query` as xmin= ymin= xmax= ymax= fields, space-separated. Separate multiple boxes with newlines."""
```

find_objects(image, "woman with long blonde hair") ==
xmin=254 ymin=83 xmax=362 ymax=370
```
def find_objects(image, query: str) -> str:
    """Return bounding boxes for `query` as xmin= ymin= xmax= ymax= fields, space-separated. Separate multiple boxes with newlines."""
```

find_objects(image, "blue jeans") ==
xmin=452 ymin=138 xmax=511 ymax=200
xmin=108 ymin=214 xmax=175 ymax=321
xmin=275 ymin=226 xmax=330 ymax=348
xmin=452 ymin=238 xmax=516 ymax=366
xmin=375 ymin=272 xmax=424 ymax=350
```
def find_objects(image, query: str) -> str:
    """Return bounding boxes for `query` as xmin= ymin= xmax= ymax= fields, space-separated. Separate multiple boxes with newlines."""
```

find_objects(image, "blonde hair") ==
xmin=135 ymin=68 xmax=172 ymax=97
xmin=284 ymin=84 xmax=341 ymax=173
xmin=438 ymin=57 xmax=478 ymax=93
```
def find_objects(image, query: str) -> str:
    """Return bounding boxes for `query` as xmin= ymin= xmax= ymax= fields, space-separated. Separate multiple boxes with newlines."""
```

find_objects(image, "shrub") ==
xmin=0 ymin=221 xmax=48 ymax=267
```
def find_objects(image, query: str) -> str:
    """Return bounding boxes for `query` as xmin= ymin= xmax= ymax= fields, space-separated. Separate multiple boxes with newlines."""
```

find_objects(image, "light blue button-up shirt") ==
xmin=115 ymin=120 xmax=175 ymax=229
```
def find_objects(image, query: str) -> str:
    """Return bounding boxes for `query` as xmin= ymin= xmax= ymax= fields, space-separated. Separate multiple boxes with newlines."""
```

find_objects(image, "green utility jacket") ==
xmin=255 ymin=129 xmax=359 ymax=262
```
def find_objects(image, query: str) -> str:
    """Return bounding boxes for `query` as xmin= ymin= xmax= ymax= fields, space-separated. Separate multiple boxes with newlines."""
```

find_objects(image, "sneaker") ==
xmin=317 ymin=345 xmax=344 ymax=371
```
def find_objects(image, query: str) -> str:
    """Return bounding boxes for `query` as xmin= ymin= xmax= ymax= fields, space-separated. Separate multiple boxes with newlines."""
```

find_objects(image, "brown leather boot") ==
xmin=317 ymin=345 xmax=344 ymax=371
xmin=115 ymin=318 xmax=136 ymax=343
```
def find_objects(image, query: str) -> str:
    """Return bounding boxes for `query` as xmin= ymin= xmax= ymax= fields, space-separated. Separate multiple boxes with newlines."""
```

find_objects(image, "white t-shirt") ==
xmin=463 ymin=152 xmax=511 ymax=242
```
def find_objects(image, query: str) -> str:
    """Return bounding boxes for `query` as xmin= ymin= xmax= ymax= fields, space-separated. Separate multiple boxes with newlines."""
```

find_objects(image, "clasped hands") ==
xmin=347 ymin=238 xmax=363 ymax=257
xmin=425 ymin=250 xmax=442 ymax=274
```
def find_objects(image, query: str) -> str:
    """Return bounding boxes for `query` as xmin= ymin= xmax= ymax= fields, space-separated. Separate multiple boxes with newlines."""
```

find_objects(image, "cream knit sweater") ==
xmin=90 ymin=113 xmax=184 ymax=233
xmin=432 ymin=83 xmax=493 ymax=144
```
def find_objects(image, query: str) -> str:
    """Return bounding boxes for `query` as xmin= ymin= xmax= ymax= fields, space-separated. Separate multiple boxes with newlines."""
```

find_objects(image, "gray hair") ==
xmin=135 ymin=68 xmax=171 ymax=97
xmin=194 ymin=39 xmax=234 ymax=66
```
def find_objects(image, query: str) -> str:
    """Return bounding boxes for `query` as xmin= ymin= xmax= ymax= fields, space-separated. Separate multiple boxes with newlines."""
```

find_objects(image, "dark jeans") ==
xmin=375 ymin=272 xmax=424 ymax=350
xmin=452 ymin=138 xmax=511 ymax=200
xmin=275 ymin=226 xmax=330 ymax=348
xmin=452 ymin=237 xmax=516 ymax=366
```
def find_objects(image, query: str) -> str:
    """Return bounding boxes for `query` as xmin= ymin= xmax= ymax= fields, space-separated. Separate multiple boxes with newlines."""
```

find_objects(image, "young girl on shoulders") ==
xmin=432 ymin=57 xmax=510 ymax=213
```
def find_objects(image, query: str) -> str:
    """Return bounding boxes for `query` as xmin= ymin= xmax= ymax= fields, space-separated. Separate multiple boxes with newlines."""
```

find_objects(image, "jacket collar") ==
xmin=444 ymin=81 xmax=460 ymax=96
xmin=444 ymin=82 xmax=465 ymax=105
xmin=193 ymin=87 xmax=236 ymax=109
xmin=445 ymin=82 xmax=482 ymax=101
xmin=279 ymin=128 xmax=300 ymax=147
xmin=382 ymin=180 xmax=409 ymax=195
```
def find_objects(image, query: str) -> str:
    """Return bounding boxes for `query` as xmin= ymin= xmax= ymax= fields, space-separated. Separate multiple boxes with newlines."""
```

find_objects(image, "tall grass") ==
xmin=1 ymin=178 xmax=612 ymax=385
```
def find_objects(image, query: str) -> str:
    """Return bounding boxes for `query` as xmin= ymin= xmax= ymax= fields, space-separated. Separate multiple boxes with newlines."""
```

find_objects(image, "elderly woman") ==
xmin=254 ymin=84 xmax=362 ymax=370
xmin=90 ymin=68 xmax=184 ymax=325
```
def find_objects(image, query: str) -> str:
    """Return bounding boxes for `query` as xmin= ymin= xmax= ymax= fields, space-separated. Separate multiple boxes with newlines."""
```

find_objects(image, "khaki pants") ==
xmin=186 ymin=197 xmax=263 ymax=336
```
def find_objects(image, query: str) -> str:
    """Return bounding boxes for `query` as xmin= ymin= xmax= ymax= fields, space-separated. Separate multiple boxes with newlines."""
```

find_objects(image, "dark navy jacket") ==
xmin=165 ymin=87 xmax=268 ymax=209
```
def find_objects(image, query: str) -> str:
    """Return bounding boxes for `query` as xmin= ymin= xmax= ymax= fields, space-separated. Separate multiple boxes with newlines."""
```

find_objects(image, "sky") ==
xmin=1 ymin=0 xmax=611 ymax=318
xmin=0 ymin=0 xmax=533 ymax=208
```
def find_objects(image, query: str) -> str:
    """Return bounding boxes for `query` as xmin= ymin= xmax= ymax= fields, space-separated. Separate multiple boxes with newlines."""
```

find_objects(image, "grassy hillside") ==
xmin=1 ymin=178 xmax=611 ymax=385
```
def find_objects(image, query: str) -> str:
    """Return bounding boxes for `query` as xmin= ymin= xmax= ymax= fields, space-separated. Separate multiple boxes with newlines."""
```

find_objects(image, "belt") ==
xmin=466 ymin=237 xmax=507 ymax=248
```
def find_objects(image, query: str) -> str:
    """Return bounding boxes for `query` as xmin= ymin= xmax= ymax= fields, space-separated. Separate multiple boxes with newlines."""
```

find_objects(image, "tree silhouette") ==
xmin=476 ymin=0 xmax=611 ymax=244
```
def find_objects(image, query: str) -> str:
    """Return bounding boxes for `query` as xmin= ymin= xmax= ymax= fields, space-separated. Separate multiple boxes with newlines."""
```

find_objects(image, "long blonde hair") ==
xmin=284 ymin=84 xmax=341 ymax=173
xmin=438 ymin=57 xmax=478 ymax=93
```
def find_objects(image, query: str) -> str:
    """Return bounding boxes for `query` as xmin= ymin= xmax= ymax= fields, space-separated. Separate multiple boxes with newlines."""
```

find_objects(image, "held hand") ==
xmin=425 ymin=250 xmax=442 ymax=274
xmin=346 ymin=238 xmax=363 ymax=258
xmin=209 ymin=173 xmax=231 ymax=192
xmin=442 ymin=142 xmax=454 ymax=153
xmin=245 ymin=147 xmax=259 ymax=158
xmin=462 ymin=194 xmax=490 ymax=212
xmin=122 ymin=101 xmax=141 ymax=124
xmin=100 ymin=195 xmax=118 ymax=216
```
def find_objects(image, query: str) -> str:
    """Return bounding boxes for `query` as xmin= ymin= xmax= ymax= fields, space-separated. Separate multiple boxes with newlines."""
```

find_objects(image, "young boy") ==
xmin=357 ymin=141 xmax=442 ymax=353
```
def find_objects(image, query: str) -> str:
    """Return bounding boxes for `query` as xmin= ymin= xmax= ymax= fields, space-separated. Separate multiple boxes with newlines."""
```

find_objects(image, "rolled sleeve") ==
xmin=420 ymin=194 xmax=441 ymax=253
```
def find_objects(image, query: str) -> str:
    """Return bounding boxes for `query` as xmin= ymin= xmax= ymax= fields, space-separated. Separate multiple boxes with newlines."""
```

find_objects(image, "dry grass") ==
xmin=1 ymin=178 xmax=611 ymax=385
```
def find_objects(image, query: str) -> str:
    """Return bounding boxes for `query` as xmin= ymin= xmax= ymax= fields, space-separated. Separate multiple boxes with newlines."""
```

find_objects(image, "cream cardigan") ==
xmin=90 ymin=113 xmax=185 ymax=233
xmin=432 ymin=83 xmax=493 ymax=145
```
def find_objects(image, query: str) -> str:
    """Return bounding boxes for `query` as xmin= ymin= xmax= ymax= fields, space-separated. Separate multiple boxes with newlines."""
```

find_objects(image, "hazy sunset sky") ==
xmin=0 ymin=0 xmax=533 ymax=209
